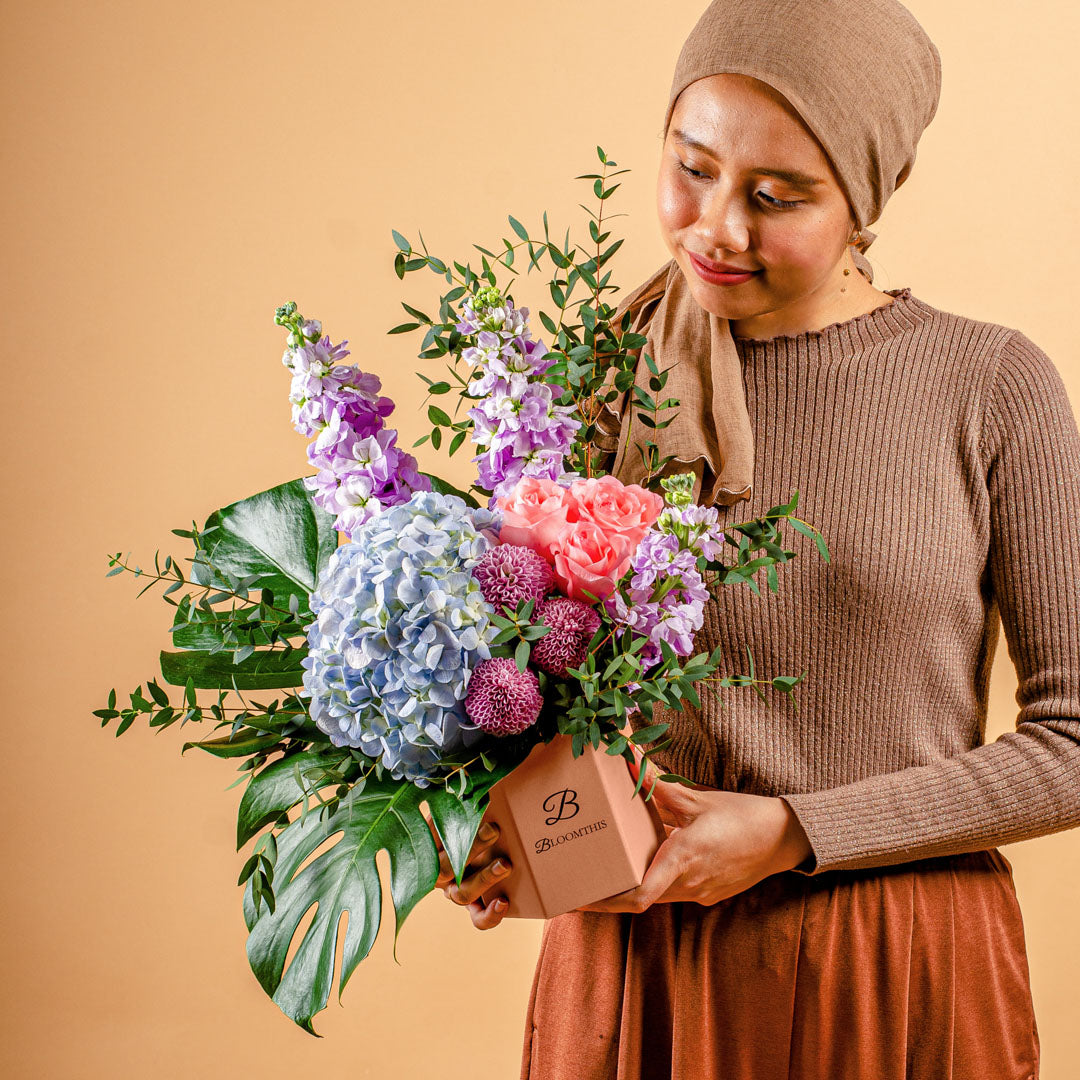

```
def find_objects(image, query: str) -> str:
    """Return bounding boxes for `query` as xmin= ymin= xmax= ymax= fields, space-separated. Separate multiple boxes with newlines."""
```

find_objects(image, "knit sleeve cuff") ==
xmin=777 ymin=775 xmax=982 ymax=878
xmin=778 ymin=791 xmax=853 ymax=875
xmin=777 ymin=786 xmax=913 ymax=876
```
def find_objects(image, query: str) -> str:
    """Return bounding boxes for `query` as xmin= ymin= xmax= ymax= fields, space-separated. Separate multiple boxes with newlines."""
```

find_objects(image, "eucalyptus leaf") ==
xmin=183 ymin=729 xmax=283 ymax=758
xmin=171 ymin=606 xmax=307 ymax=650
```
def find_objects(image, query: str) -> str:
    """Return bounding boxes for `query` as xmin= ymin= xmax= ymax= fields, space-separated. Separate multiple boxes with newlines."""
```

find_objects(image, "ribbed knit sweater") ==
xmin=647 ymin=286 xmax=1080 ymax=876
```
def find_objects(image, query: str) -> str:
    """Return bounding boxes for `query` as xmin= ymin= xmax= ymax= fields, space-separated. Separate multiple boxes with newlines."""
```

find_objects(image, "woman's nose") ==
xmin=693 ymin=187 xmax=753 ymax=254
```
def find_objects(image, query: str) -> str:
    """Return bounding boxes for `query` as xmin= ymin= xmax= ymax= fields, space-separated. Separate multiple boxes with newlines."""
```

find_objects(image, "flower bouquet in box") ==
xmin=96 ymin=146 xmax=827 ymax=1033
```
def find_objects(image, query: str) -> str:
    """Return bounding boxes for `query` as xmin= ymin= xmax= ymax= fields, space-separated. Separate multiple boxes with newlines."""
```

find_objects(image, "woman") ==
xmin=438 ymin=1 xmax=1080 ymax=1076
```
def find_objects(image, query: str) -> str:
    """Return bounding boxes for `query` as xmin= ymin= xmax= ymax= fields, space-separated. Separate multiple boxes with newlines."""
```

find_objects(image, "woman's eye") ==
xmin=758 ymin=191 xmax=801 ymax=210
xmin=676 ymin=161 xmax=801 ymax=210
xmin=676 ymin=160 xmax=707 ymax=180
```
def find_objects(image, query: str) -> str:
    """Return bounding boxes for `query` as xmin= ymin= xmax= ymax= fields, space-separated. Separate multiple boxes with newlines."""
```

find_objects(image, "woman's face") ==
xmin=657 ymin=73 xmax=861 ymax=327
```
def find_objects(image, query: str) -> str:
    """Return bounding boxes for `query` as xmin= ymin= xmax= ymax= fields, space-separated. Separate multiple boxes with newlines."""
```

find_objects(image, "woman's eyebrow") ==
xmin=670 ymin=128 xmax=826 ymax=190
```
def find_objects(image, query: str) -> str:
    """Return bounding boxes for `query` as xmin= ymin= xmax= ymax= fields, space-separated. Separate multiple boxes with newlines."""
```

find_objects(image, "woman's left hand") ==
xmin=577 ymin=752 xmax=813 ymax=913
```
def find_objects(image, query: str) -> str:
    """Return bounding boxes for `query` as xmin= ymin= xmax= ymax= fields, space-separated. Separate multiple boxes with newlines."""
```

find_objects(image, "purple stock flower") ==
xmin=282 ymin=319 xmax=429 ymax=536
xmin=657 ymin=503 xmax=727 ymax=562
xmin=604 ymin=530 xmax=710 ymax=670
xmin=456 ymin=288 xmax=581 ymax=501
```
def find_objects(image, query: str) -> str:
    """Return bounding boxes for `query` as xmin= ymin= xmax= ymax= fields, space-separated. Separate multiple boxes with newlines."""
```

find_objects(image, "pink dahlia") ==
xmin=464 ymin=658 xmax=543 ymax=736
xmin=472 ymin=544 xmax=554 ymax=612
xmin=531 ymin=596 xmax=602 ymax=677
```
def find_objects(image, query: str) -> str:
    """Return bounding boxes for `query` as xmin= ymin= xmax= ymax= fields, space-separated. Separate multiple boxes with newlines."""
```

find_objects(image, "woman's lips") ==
xmin=688 ymin=250 xmax=761 ymax=285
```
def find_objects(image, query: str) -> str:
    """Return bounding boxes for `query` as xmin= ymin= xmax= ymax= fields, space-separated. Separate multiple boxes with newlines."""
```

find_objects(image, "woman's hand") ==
xmin=429 ymin=818 xmax=514 ymax=930
xmin=578 ymin=753 xmax=813 ymax=913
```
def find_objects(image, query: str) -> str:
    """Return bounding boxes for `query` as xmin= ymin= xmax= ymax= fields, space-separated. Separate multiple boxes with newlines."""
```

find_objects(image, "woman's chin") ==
xmin=682 ymin=268 xmax=768 ymax=320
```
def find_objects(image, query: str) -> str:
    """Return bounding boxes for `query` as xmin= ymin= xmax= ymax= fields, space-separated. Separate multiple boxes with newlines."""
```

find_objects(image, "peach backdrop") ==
xmin=4 ymin=0 xmax=1078 ymax=1076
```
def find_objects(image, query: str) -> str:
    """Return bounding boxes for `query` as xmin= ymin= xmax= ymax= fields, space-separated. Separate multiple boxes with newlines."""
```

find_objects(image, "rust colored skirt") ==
xmin=520 ymin=849 xmax=1039 ymax=1080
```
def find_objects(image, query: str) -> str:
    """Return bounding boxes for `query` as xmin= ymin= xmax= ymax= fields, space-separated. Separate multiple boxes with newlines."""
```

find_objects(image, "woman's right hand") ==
xmin=433 ymin=819 xmax=514 ymax=930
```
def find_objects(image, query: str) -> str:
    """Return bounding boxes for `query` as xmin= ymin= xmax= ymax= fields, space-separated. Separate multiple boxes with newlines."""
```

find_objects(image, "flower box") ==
xmin=479 ymin=733 xmax=667 ymax=919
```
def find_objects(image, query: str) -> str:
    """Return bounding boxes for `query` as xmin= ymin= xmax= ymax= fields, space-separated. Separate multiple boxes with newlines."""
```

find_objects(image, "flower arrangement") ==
xmin=96 ymin=146 xmax=828 ymax=1034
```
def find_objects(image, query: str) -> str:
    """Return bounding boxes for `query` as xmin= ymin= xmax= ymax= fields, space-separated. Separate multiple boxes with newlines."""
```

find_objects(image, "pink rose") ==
xmin=568 ymin=475 xmax=664 ymax=550
xmin=549 ymin=519 xmax=634 ymax=603
xmin=495 ymin=476 xmax=575 ymax=560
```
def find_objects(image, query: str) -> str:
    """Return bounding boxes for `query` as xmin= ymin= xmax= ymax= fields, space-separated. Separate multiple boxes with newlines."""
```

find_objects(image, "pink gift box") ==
xmin=478 ymin=733 xmax=667 ymax=919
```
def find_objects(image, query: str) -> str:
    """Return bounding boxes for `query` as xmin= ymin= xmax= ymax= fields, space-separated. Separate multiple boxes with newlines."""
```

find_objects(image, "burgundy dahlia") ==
xmin=464 ymin=658 xmax=543 ymax=736
xmin=531 ymin=596 xmax=601 ymax=677
xmin=472 ymin=544 xmax=553 ymax=612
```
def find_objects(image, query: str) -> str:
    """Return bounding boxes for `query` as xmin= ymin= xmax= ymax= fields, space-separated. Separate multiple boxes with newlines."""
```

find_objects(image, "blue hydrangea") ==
xmin=300 ymin=490 xmax=502 ymax=785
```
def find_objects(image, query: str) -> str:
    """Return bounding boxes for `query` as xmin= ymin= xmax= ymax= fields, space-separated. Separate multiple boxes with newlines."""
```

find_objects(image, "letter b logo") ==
xmin=542 ymin=788 xmax=580 ymax=826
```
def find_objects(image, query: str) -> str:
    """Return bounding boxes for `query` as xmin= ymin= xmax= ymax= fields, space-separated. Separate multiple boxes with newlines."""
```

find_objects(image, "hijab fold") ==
xmin=598 ymin=0 xmax=942 ymax=506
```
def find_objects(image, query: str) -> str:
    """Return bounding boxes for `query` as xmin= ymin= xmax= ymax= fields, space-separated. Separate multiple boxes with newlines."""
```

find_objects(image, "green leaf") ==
xmin=147 ymin=680 xmax=170 ymax=707
xmin=170 ymin=607 xmax=305 ymax=650
xmin=237 ymin=854 xmax=261 ymax=885
xmin=159 ymin=647 xmax=307 ymax=689
xmin=508 ymin=215 xmax=530 ymax=242
xmin=514 ymin=639 xmax=530 ymax=672
xmin=421 ymin=473 xmax=480 ymax=508
xmin=770 ymin=674 xmax=803 ymax=693
xmin=424 ymin=760 xmax=513 ymax=885
xmin=789 ymin=517 xmax=831 ymax=563
xmin=242 ymin=779 xmax=439 ymax=1034
xmin=183 ymin=728 xmax=283 ymax=758
xmin=237 ymin=748 xmax=356 ymax=848
xmin=629 ymin=722 xmax=668 ymax=745
xmin=197 ymin=478 xmax=337 ymax=612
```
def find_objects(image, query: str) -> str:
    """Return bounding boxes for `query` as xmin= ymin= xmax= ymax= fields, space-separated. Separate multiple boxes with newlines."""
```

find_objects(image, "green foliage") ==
xmin=231 ymin=745 xmax=511 ymax=1034
xmin=94 ymin=144 xmax=836 ymax=1038
xmin=423 ymin=760 xmax=513 ymax=884
xmin=239 ymin=774 xmax=443 ymax=1033
xmin=97 ymin=473 xmax=520 ymax=1035
xmin=237 ymin=747 xmax=358 ymax=848
xmin=192 ymin=477 xmax=338 ymax=615
xmin=183 ymin=727 xmax=285 ymax=759
xmin=159 ymin=647 xmax=307 ymax=690
xmin=389 ymin=145 xmax=689 ymax=493
xmin=421 ymin=472 xmax=479 ymax=508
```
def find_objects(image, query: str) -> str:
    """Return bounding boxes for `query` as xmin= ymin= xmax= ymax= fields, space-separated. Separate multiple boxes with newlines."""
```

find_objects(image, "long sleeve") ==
xmin=779 ymin=328 xmax=1080 ymax=875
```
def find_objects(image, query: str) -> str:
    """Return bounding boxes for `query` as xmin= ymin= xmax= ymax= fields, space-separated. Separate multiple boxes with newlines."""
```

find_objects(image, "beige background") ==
xmin=3 ymin=0 xmax=1078 ymax=1075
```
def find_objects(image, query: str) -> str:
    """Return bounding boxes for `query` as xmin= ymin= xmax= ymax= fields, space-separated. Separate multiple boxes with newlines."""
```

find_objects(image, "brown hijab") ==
xmin=596 ymin=0 xmax=942 ymax=505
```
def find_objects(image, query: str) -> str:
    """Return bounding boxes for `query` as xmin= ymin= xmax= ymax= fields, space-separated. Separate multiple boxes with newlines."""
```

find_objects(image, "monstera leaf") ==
xmin=156 ymin=478 xmax=334 ymax=696
xmin=197 ymin=477 xmax=338 ymax=613
xmin=240 ymin=760 xmax=511 ymax=1034
xmin=236 ymin=747 xmax=358 ymax=848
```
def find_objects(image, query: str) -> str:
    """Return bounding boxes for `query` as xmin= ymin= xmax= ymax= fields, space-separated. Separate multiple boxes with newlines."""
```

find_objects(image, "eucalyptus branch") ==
xmin=105 ymin=551 xmax=301 ymax=623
